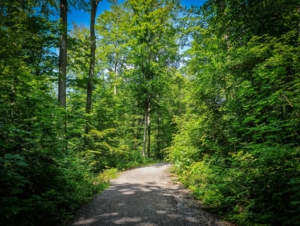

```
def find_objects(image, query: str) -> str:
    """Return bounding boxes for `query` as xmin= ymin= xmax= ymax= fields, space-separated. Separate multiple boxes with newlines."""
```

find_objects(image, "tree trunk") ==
xmin=58 ymin=0 xmax=67 ymax=107
xmin=147 ymin=97 xmax=151 ymax=157
xmin=157 ymin=116 xmax=161 ymax=157
xmin=142 ymin=103 xmax=148 ymax=157
xmin=298 ymin=5 xmax=300 ymax=46
xmin=142 ymin=95 xmax=151 ymax=157
xmin=114 ymin=60 xmax=118 ymax=95
xmin=86 ymin=0 xmax=99 ymax=133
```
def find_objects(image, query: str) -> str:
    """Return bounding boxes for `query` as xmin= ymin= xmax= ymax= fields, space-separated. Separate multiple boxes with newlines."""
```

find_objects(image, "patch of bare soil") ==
xmin=72 ymin=163 xmax=234 ymax=226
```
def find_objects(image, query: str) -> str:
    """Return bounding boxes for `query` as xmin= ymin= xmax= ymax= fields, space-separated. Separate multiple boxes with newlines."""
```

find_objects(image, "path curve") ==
xmin=72 ymin=163 xmax=232 ymax=226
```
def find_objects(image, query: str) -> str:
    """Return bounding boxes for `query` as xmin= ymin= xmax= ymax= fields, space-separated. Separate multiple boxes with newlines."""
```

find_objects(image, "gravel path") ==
xmin=72 ymin=163 xmax=233 ymax=226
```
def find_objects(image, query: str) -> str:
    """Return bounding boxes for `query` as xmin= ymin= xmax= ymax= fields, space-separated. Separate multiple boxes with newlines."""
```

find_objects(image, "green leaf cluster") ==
xmin=168 ymin=0 xmax=300 ymax=225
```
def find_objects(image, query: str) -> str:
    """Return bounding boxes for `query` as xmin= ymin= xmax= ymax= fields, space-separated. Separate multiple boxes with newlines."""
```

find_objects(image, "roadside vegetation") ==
xmin=1 ymin=0 xmax=299 ymax=225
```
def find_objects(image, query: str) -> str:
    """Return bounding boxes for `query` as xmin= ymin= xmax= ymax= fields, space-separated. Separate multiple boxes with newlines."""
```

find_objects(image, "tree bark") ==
xmin=86 ymin=0 xmax=99 ymax=114
xmin=142 ymin=95 xmax=151 ymax=157
xmin=142 ymin=103 xmax=147 ymax=157
xmin=157 ymin=116 xmax=161 ymax=157
xmin=147 ymin=97 xmax=151 ymax=157
xmin=298 ymin=5 xmax=300 ymax=46
xmin=86 ymin=0 xmax=99 ymax=133
xmin=58 ymin=0 xmax=67 ymax=107
xmin=114 ymin=60 xmax=118 ymax=95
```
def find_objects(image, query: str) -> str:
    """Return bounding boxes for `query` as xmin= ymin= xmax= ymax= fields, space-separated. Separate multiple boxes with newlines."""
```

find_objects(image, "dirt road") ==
xmin=72 ymin=163 xmax=232 ymax=226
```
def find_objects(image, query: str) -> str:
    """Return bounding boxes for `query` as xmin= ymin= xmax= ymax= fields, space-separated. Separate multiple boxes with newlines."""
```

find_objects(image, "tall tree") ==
xmin=94 ymin=0 xmax=183 ymax=158
xmin=86 ymin=0 xmax=100 ymax=116
xmin=125 ymin=0 xmax=180 ymax=157
xmin=58 ymin=0 xmax=68 ymax=107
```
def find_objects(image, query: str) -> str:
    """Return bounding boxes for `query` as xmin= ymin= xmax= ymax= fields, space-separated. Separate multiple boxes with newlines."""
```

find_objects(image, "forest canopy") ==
xmin=0 ymin=0 xmax=299 ymax=225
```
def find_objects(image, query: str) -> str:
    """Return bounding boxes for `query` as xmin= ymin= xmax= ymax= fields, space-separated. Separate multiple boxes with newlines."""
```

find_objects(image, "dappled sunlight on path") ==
xmin=72 ymin=163 xmax=230 ymax=226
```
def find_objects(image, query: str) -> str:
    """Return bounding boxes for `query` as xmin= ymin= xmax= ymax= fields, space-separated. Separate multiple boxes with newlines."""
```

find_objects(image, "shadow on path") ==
xmin=72 ymin=164 xmax=226 ymax=226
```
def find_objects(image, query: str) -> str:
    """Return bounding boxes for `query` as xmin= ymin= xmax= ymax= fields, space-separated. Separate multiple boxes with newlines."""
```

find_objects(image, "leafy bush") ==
xmin=168 ymin=0 xmax=300 ymax=224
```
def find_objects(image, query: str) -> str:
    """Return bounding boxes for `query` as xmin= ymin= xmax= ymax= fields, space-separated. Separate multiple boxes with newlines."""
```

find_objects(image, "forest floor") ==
xmin=71 ymin=163 xmax=234 ymax=226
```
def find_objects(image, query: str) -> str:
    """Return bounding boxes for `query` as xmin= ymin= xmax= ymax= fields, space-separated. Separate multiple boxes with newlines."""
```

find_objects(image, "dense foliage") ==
xmin=168 ymin=0 xmax=300 ymax=225
xmin=1 ymin=0 xmax=299 ymax=225
xmin=0 ymin=1 xmax=110 ymax=225
xmin=0 ymin=0 xmax=180 ymax=225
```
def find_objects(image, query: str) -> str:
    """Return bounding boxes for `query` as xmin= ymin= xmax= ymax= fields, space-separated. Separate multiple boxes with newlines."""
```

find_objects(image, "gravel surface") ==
xmin=72 ymin=163 xmax=234 ymax=226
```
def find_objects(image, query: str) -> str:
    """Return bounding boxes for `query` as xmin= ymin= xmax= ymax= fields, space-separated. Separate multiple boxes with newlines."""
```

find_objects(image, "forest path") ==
xmin=72 ymin=163 xmax=232 ymax=226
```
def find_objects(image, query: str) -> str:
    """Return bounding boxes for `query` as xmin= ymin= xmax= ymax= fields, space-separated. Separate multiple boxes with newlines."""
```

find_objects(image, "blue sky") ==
xmin=68 ymin=0 xmax=206 ymax=27
xmin=181 ymin=0 xmax=206 ymax=7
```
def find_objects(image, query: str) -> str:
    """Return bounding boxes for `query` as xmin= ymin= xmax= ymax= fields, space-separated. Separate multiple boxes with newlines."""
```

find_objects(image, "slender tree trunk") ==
xmin=86 ymin=0 xmax=99 ymax=133
xmin=142 ymin=95 xmax=151 ymax=157
xmin=142 ymin=99 xmax=148 ymax=157
xmin=114 ymin=60 xmax=118 ymax=95
xmin=58 ymin=0 xmax=67 ymax=107
xmin=157 ymin=116 xmax=161 ymax=157
xmin=298 ymin=5 xmax=300 ymax=46
xmin=147 ymin=97 xmax=151 ymax=157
